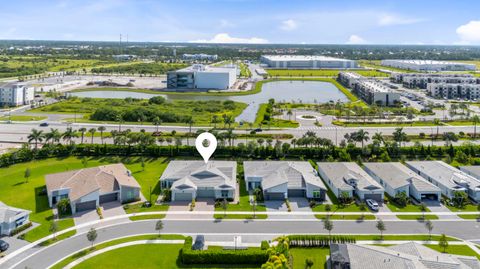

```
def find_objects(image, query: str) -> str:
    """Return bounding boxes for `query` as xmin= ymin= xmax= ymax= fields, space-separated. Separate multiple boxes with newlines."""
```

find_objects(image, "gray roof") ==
xmin=331 ymin=242 xmax=480 ymax=269
xmin=243 ymin=161 xmax=326 ymax=190
xmin=364 ymin=163 xmax=441 ymax=192
xmin=0 ymin=201 xmax=30 ymax=224
xmin=460 ymin=166 xmax=480 ymax=180
xmin=317 ymin=162 xmax=383 ymax=192
xmin=160 ymin=161 xmax=236 ymax=190
xmin=406 ymin=161 xmax=480 ymax=191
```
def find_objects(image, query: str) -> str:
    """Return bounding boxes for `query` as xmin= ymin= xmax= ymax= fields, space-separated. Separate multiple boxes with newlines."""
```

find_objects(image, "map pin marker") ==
xmin=195 ymin=132 xmax=217 ymax=163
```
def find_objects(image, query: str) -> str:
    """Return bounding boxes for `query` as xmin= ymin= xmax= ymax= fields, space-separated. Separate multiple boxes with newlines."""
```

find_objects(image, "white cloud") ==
xmin=456 ymin=21 xmax=480 ymax=44
xmin=280 ymin=19 xmax=297 ymax=31
xmin=346 ymin=34 xmax=366 ymax=44
xmin=378 ymin=14 xmax=423 ymax=26
xmin=190 ymin=33 xmax=268 ymax=44
xmin=219 ymin=19 xmax=234 ymax=28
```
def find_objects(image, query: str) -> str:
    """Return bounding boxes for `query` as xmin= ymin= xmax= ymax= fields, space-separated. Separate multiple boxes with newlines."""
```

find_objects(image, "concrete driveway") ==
xmin=376 ymin=203 xmax=397 ymax=220
xmin=265 ymin=198 xmax=315 ymax=219
xmin=423 ymin=200 xmax=460 ymax=220
xmin=166 ymin=199 xmax=214 ymax=219
xmin=0 ymin=235 xmax=30 ymax=255
xmin=73 ymin=202 xmax=129 ymax=233
xmin=73 ymin=210 xmax=100 ymax=233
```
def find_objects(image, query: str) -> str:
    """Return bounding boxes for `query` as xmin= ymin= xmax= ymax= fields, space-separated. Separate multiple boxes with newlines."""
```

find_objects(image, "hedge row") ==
xmin=10 ymin=222 xmax=33 ymax=236
xmin=287 ymin=235 xmax=356 ymax=248
xmin=180 ymin=236 xmax=268 ymax=265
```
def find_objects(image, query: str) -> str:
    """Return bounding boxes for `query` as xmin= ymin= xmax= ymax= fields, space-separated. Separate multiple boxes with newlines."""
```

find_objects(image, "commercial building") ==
xmin=182 ymin=54 xmax=218 ymax=61
xmin=317 ymin=162 xmax=384 ymax=202
xmin=363 ymin=162 xmax=441 ymax=202
xmin=426 ymin=83 xmax=480 ymax=100
xmin=460 ymin=166 xmax=480 ymax=181
xmin=167 ymin=64 xmax=237 ymax=90
xmin=45 ymin=164 xmax=141 ymax=213
xmin=406 ymin=161 xmax=480 ymax=201
xmin=260 ymin=55 xmax=358 ymax=69
xmin=0 ymin=83 xmax=35 ymax=106
xmin=0 ymin=201 xmax=31 ymax=236
xmin=391 ymin=73 xmax=477 ymax=89
xmin=330 ymin=242 xmax=480 ymax=269
xmin=159 ymin=161 xmax=236 ymax=202
xmin=381 ymin=59 xmax=476 ymax=72
xmin=243 ymin=161 xmax=327 ymax=200
xmin=338 ymin=72 xmax=400 ymax=106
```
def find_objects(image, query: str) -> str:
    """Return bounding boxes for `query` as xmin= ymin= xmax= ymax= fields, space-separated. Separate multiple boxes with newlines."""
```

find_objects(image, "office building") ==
xmin=381 ymin=59 xmax=476 ymax=72
xmin=167 ymin=64 xmax=237 ymax=90
xmin=260 ymin=55 xmax=358 ymax=69
xmin=0 ymin=83 xmax=35 ymax=107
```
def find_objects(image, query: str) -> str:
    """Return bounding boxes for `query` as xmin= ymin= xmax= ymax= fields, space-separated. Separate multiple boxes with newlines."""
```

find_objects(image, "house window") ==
xmin=313 ymin=191 xmax=321 ymax=198
xmin=221 ymin=190 xmax=229 ymax=198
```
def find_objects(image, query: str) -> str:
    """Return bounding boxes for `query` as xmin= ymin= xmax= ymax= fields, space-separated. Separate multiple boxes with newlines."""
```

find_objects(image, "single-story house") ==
xmin=243 ymin=161 xmax=327 ymax=200
xmin=159 ymin=161 xmax=236 ymax=202
xmin=45 ymin=163 xmax=141 ymax=213
xmin=317 ymin=162 xmax=384 ymax=202
xmin=406 ymin=161 xmax=480 ymax=202
xmin=330 ymin=242 xmax=480 ymax=269
xmin=363 ymin=162 xmax=441 ymax=202
xmin=0 ymin=201 xmax=31 ymax=236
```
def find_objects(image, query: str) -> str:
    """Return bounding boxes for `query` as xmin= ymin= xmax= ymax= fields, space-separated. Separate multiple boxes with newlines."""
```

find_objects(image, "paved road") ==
xmin=5 ymin=219 xmax=480 ymax=269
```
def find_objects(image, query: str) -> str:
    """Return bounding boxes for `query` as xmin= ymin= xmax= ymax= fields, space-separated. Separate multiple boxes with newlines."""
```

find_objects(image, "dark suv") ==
xmin=0 ymin=240 xmax=9 ymax=252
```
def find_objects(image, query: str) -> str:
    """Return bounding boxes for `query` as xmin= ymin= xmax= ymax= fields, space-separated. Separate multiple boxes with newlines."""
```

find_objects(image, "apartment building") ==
xmin=381 ymin=59 xmax=476 ymax=72
xmin=260 ymin=55 xmax=358 ymax=69
xmin=391 ymin=73 xmax=477 ymax=89
xmin=167 ymin=64 xmax=237 ymax=90
xmin=0 ymin=83 xmax=35 ymax=107
xmin=338 ymin=72 xmax=400 ymax=106
xmin=426 ymin=83 xmax=480 ymax=100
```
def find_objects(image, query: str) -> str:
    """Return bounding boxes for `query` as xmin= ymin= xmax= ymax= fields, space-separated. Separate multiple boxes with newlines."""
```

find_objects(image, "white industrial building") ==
xmin=260 ymin=55 xmax=358 ymax=69
xmin=0 ymin=83 xmax=35 ymax=107
xmin=182 ymin=54 xmax=218 ymax=61
xmin=382 ymin=60 xmax=476 ymax=72
xmin=426 ymin=83 xmax=480 ymax=100
xmin=338 ymin=72 xmax=400 ymax=106
xmin=167 ymin=64 xmax=237 ymax=90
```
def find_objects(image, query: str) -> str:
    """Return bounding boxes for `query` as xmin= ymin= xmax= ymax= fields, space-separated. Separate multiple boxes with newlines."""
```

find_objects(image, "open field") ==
xmin=0 ymin=115 xmax=47 ymax=121
xmin=266 ymin=69 xmax=389 ymax=77
xmin=90 ymin=62 xmax=188 ymax=75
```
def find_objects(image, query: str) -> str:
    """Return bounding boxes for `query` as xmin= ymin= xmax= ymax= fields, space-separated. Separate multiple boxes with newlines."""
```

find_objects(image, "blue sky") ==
xmin=1 ymin=0 xmax=480 ymax=45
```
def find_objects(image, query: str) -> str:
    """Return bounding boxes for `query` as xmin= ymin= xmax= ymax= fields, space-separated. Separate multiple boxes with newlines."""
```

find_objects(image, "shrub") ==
xmin=287 ymin=235 xmax=356 ymax=248
xmin=261 ymin=240 xmax=270 ymax=250
xmin=309 ymin=200 xmax=316 ymax=208
xmin=10 ymin=222 xmax=33 ymax=236
xmin=180 ymin=236 xmax=268 ymax=265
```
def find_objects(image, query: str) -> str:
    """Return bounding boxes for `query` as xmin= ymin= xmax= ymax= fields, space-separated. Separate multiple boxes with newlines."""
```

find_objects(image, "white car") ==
xmin=366 ymin=199 xmax=379 ymax=211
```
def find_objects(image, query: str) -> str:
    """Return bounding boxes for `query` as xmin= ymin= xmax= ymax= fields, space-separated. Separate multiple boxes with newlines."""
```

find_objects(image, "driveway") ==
xmin=0 ymin=235 xmax=30 ymax=255
xmin=265 ymin=198 xmax=315 ymax=219
xmin=376 ymin=203 xmax=397 ymax=220
xmin=166 ymin=199 xmax=214 ymax=219
xmin=423 ymin=200 xmax=460 ymax=220
xmin=73 ymin=210 xmax=100 ymax=233
xmin=74 ymin=202 xmax=129 ymax=233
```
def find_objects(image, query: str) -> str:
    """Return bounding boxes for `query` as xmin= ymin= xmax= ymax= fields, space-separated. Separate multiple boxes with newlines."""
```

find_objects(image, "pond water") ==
xmin=69 ymin=80 xmax=348 ymax=122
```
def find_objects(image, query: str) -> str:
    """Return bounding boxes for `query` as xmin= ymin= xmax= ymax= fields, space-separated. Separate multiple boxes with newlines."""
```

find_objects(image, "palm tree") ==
xmin=97 ymin=126 xmax=106 ymax=144
xmin=116 ymin=114 xmax=124 ymax=131
xmin=88 ymin=128 xmax=96 ymax=144
xmin=27 ymin=129 xmax=44 ymax=149
xmin=78 ymin=127 xmax=86 ymax=144
xmin=356 ymin=129 xmax=369 ymax=148
xmin=62 ymin=127 xmax=77 ymax=145
xmin=372 ymin=132 xmax=384 ymax=145
xmin=472 ymin=115 xmax=480 ymax=139
xmin=211 ymin=115 xmax=219 ymax=128
xmin=153 ymin=117 xmax=162 ymax=133
xmin=433 ymin=118 xmax=441 ymax=138
xmin=223 ymin=114 xmax=234 ymax=129
xmin=287 ymin=109 xmax=293 ymax=121
xmin=45 ymin=128 xmax=61 ymax=145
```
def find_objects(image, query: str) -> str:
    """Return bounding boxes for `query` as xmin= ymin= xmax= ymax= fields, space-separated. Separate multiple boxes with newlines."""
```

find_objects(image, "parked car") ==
xmin=192 ymin=235 xmax=205 ymax=250
xmin=143 ymin=201 xmax=152 ymax=208
xmin=0 ymin=240 xmax=9 ymax=252
xmin=254 ymin=128 xmax=263 ymax=132
xmin=365 ymin=199 xmax=379 ymax=211
xmin=39 ymin=122 xmax=49 ymax=127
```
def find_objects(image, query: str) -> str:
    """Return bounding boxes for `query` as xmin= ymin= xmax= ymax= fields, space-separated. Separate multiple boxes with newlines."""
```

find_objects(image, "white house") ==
xmin=0 ymin=201 xmax=31 ymax=236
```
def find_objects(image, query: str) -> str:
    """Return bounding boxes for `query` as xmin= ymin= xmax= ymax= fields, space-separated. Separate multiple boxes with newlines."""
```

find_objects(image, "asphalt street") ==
xmin=5 ymin=219 xmax=480 ymax=269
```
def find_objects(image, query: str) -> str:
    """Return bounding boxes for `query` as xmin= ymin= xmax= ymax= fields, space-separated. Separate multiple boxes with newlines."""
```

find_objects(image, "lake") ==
xmin=69 ymin=80 xmax=348 ymax=122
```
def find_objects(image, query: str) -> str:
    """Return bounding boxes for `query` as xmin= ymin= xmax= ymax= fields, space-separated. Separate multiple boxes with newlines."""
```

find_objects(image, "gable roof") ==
xmin=0 ymin=201 xmax=31 ymax=224
xmin=45 ymin=163 xmax=140 ymax=202
xmin=317 ymin=162 xmax=383 ymax=192
xmin=160 ymin=161 xmax=236 ymax=189
xmin=243 ymin=161 xmax=327 ymax=191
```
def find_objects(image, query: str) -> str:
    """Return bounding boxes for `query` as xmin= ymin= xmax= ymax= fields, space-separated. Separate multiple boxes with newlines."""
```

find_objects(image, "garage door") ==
xmin=364 ymin=194 xmax=383 ymax=203
xmin=100 ymin=192 xmax=118 ymax=204
xmin=175 ymin=192 xmax=193 ymax=201
xmin=75 ymin=200 xmax=97 ymax=212
xmin=197 ymin=189 xmax=215 ymax=198
xmin=288 ymin=189 xmax=305 ymax=197
xmin=265 ymin=192 xmax=285 ymax=200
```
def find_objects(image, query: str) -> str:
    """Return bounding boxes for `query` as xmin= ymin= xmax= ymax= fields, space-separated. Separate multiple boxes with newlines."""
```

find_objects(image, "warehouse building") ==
xmin=406 ymin=161 xmax=480 ymax=202
xmin=317 ymin=162 xmax=384 ymax=202
xmin=167 ymin=64 xmax=237 ymax=90
xmin=363 ymin=162 xmax=441 ymax=202
xmin=0 ymin=82 xmax=35 ymax=107
xmin=260 ymin=55 xmax=358 ymax=69
xmin=182 ymin=53 xmax=218 ymax=61
xmin=426 ymin=83 xmax=480 ymax=100
xmin=381 ymin=59 xmax=476 ymax=72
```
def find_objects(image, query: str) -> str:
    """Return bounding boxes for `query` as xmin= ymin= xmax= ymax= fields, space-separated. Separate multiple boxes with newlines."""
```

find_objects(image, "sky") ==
xmin=1 ymin=0 xmax=480 ymax=45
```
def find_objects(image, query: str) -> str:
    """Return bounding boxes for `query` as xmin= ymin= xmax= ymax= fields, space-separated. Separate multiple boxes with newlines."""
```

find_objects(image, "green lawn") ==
xmin=445 ymin=204 xmax=479 ymax=212
xmin=351 ymin=234 xmax=459 ymax=241
xmin=425 ymin=244 xmax=480 ymax=260
xmin=457 ymin=214 xmax=480 ymax=220
xmin=23 ymin=218 xmax=75 ymax=242
xmin=124 ymin=203 xmax=170 ymax=214
xmin=311 ymin=203 xmax=370 ymax=212
xmin=38 ymin=230 xmax=77 ymax=246
xmin=385 ymin=196 xmax=431 ymax=213
xmin=290 ymin=248 xmax=329 ymax=269
xmin=213 ymin=213 xmax=268 ymax=220
xmin=214 ymin=178 xmax=266 ymax=212
xmin=315 ymin=214 xmax=376 ymax=220
xmin=395 ymin=214 xmax=439 ymax=220
xmin=266 ymin=69 xmax=388 ymax=78
xmin=0 ymin=115 xmax=47 ymax=121
xmin=72 ymin=244 xmax=260 ymax=269
xmin=129 ymin=214 xmax=166 ymax=221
